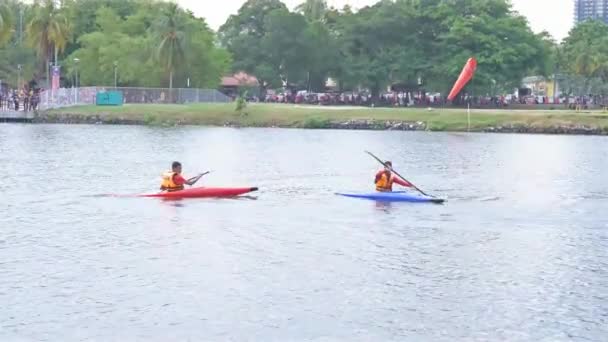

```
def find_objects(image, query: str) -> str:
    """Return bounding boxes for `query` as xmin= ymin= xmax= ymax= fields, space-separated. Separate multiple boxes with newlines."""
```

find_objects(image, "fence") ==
xmin=39 ymin=86 xmax=232 ymax=110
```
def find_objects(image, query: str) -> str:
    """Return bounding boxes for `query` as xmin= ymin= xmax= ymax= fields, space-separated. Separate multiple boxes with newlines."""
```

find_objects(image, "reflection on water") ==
xmin=374 ymin=200 xmax=393 ymax=212
xmin=0 ymin=124 xmax=607 ymax=341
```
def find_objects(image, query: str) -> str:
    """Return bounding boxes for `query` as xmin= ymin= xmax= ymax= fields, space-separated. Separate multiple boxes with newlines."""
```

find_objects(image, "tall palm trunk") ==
xmin=169 ymin=69 xmax=173 ymax=103
xmin=45 ymin=56 xmax=50 ymax=91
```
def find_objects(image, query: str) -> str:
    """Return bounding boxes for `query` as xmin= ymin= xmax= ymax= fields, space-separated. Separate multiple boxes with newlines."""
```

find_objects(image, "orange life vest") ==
xmin=160 ymin=171 xmax=184 ymax=192
xmin=375 ymin=171 xmax=394 ymax=192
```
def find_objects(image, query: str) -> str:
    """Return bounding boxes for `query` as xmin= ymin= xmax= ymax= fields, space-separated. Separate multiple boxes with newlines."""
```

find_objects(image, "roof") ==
xmin=221 ymin=72 xmax=258 ymax=87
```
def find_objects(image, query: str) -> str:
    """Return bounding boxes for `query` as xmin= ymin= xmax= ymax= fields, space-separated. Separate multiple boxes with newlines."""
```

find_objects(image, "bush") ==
xmin=302 ymin=117 xmax=331 ymax=128
xmin=143 ymin=113 xmax=159 ymax=125
xmin=235 ymin=90 xmax=248 ymax=115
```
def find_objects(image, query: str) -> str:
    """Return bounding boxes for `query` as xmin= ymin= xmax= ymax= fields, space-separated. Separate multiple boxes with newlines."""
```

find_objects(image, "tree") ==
xmin=151 ymin=3 xmax=186 ymax=90
xmin=178 ymin=16 xmax=232 ymax=88
xmin=261 ymin=8 xmax=310 ymax=87
xmin=218 ymin=0 xmax=288 ymax=92
xmin=336 ymin=1 xmax=427 ymax=97
xmin=26 ymin=0 xmax=71 ymax=75
xmin=0 ymin=0 xmax=229 ymax=89
xmin=424 ymin=0 xmax=549 ymax=95
xmin=0 ymin=1 xmax=36 ymax=87
xmin=0 ymin=1 xmax=13 ymax=46
xmin=294 ymin=0 xmax=339 ymax=91
xmin=302 ymin=20 xmax=338 ymax=91
xmin=68 ymin=6 xmax=159 ymax=87
xmin=560 ymin=21 xmax=608 ymax=95
xmin=66 ymin=1 xmax=229 ymax=89
xmin=296 ymin=0 xmax=327 ymax=22
xmin=62 ymin=0 xmax=139 ymax=56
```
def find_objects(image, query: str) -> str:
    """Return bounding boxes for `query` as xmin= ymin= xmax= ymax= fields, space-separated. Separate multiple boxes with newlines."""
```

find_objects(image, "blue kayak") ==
xmin=336 ymin=191 xmax=445 ymax=204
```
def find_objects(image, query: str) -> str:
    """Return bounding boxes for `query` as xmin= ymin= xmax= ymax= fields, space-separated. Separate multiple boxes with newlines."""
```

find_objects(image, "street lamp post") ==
xmin=19 ymin=5 xmax=23 ymax=45
xmin=47 ymin=62 xmax=51 ymax=90
xmin=47 ymin=62 xmax=53 ymax=106
xmin=17 ymin=64 xmax=22 ymax=90
xmin=73 ymin=58 xmax=80 ymax=103
xmin=113 ymin=61 xmax=118 ymax=89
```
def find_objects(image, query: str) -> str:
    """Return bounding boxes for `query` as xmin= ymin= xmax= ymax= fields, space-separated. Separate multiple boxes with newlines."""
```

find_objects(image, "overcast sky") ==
xmin=177 ymin=0 xmax=573 ymax=41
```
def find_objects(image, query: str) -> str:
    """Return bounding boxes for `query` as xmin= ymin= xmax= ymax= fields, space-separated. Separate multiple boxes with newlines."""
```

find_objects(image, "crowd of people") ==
xmin=0 ymin=86 xmax=41 ymax=112
xmin=255 ymin=90 xmax=608 ymax=109
xmin=259 ymin=91 xmax=511 ymax=107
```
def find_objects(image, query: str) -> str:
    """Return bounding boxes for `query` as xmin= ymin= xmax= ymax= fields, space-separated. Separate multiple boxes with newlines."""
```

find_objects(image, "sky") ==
xmin=178 ymin=0 xmax=573 ymax=41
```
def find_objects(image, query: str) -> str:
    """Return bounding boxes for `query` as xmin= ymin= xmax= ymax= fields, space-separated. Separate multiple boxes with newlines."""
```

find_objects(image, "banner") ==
xmin=52 ymin=65 xmax=61 ymax=91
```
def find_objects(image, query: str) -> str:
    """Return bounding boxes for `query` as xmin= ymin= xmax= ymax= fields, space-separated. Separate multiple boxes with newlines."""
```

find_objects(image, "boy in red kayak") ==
xmin=375 ymin=161 xmax=413 ymax=192
xmin=160 ymin=161 xmax=204 ymax=192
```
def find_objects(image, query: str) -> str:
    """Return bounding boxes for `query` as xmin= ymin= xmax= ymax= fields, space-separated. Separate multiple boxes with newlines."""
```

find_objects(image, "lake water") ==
xmin=1 ymin=124 xmax=607 ymax=341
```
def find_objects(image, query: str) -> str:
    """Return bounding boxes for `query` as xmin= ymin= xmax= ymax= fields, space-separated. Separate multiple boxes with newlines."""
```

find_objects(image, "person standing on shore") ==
xmin=12 ymin=90 xmax=19 ymax=111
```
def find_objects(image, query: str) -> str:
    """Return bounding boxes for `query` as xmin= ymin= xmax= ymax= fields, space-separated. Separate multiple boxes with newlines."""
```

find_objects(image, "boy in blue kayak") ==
xmin=375 ymin=161 xmax=412 ymax=192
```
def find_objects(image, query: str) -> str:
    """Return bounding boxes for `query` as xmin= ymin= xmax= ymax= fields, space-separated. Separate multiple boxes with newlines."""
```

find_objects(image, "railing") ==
xmin=39 ymin=86 xmax=232 ymax=110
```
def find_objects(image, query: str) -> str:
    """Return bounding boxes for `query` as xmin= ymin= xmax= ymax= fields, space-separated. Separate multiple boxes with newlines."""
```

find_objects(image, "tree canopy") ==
xmin=0 ymin=0 xmax=230 ymax=89
xmin=220 ymin=0 xmax=554 ymax=96
xmin=558 ymin=20 xmax=608 ymax=95
xmin=0 ymin=0 xmax=605 ymax=97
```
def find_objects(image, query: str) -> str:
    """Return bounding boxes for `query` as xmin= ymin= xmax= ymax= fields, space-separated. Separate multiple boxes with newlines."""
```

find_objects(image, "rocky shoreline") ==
xmin=32 ymin=112 xmax=608 ymax=135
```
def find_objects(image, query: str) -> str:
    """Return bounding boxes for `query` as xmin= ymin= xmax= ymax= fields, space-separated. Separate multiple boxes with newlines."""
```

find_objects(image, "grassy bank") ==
xmin=45 ymin=103 xmax=608 ymax=133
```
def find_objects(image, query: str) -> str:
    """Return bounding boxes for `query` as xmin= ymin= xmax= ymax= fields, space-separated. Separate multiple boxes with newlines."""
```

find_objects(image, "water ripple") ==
xmin=0 ymin=125 xmax=606 ymax=340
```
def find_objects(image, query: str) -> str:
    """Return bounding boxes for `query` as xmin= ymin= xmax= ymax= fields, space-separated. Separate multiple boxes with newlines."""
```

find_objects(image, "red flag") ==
xmin=447 ymin=58 xmax=477 ymax=101
xmin=52 ymin=66 xmax=61 ymax=90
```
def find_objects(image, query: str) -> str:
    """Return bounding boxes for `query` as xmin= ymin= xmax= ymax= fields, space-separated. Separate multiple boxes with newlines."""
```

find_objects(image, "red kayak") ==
xmin=139 ymin=186 xmax=258 ymax=199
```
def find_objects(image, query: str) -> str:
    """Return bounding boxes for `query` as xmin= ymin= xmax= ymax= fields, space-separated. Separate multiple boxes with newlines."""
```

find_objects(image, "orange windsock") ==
xmin=447 ymin=58 xmax=477 ymax=101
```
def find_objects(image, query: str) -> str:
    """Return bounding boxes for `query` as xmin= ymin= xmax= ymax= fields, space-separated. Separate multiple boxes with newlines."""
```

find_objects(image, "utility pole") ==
xmin=17 ymin=64 xmax=22 ymax=89
xmin=73 ymin=58 xmax=80 ymax=103
xmin=47 ymin=62 xmax=50 ymax=90
xmin=19 ymin=5 xmax=23 ymax=45
xmin=113 ymin=61 xmax=118 ymax=89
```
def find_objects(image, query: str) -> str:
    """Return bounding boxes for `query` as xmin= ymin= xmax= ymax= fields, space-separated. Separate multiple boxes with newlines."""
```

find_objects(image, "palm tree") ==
xmin=569 ymin=48 xmax=608 ymax=96
xmin=296 ymin=0 xmax=327 ymax=22
xmin=26 ymin=0 xmax=71 ymax=72
xmin=152 ymin=3 xmax=186 ymax=92
xmin=0 ymin=2 xmax=14 ymax=46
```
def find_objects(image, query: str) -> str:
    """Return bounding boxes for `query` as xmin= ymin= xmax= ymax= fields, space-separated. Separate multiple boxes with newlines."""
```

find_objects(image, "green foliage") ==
xmin=0 ymin=46 xmax=37 ymax=86
xmin=235 ymin=92 xmax=248 ymax=114
xmin=434 ymin=1 xmax=543 ymax=90
xmin=26 ymin=0 xmax=71 ymax=69
xmin=0 ymin=0 xmax=229 ymax=89
xmin=2 ymin=0 xmax=607 ymax=98
xmin=295 ymin=0 xmax=327 ymax=23
xmin=302 ymin=117 xmax=330 ymax=128
xmin=0 ymin=1 xmax=14 ymax=45
xmin=219 ymin=0 xmax=288 ymax=90
xmin=69 ymin=1 xmax=229 ymax=89
xmin=223 ymin=0 xmax=552 ymax=97
xmin=143 ymin=112 xmax=158 ymax=125
xmin=151 ymin=3 xmax=186 ymax=89
xmin=220 ymin=0 xmax=339 ymax=92
xmin=559 ymin=21 xmax=608 ymax=95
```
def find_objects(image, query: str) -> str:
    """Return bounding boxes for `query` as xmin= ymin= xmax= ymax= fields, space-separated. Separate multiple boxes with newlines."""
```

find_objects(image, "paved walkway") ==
xmin=0 ymin=110 xmax=35 ymax=121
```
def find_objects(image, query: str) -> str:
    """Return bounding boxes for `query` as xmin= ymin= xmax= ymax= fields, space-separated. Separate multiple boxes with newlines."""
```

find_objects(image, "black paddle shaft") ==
xmin=189 ymin=171 xmax=210 ymax=184
xmin=365 ymin=151 xmax=434 ymax=198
